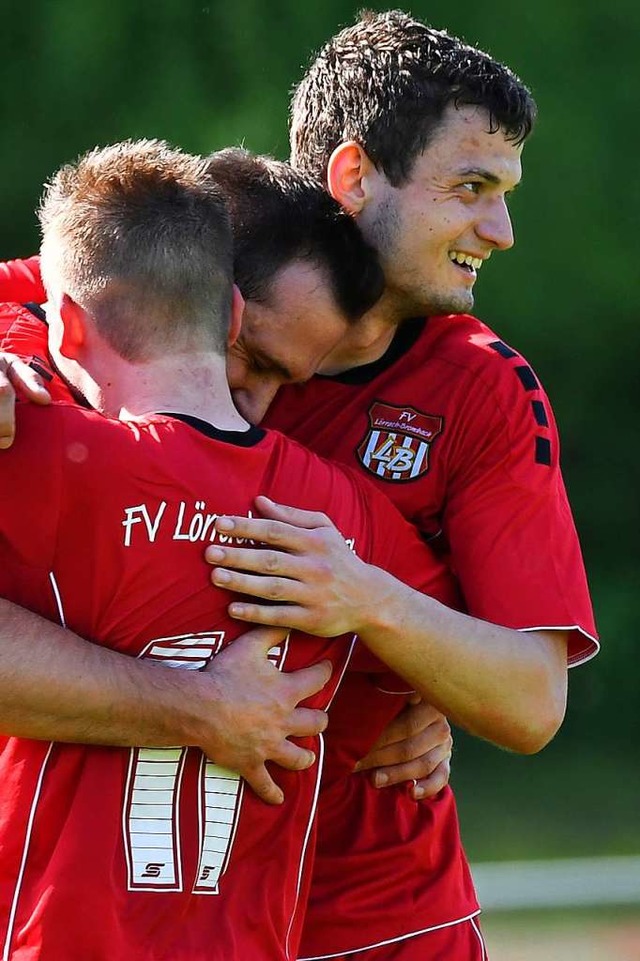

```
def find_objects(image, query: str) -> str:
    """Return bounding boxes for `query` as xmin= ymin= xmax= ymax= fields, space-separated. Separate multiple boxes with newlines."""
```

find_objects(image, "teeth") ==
xmin=449 ymin=251 xmax=483 ymax=270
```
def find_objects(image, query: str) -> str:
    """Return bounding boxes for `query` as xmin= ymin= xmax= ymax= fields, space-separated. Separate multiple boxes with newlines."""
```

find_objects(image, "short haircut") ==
xmin=204 ymin=148 xmax=384 ymax=322
xmin=290 ymin=9 xmax=537 ymax=185
xmin=39 ymin=138 xmax=234 ymax=360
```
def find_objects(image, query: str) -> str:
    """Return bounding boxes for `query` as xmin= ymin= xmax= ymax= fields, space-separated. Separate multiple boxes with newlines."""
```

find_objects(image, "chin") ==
xmin=416 ymin=287 xmax=474 ymax=317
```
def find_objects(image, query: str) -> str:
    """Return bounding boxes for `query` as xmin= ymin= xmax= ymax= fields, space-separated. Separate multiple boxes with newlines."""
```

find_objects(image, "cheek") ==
xmin=225 ymin=354 xmax=248 ymax=391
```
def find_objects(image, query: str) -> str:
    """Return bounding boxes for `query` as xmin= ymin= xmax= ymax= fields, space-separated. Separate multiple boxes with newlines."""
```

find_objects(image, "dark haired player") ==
xmin=199 ymin=11 xmax=598 ymax=960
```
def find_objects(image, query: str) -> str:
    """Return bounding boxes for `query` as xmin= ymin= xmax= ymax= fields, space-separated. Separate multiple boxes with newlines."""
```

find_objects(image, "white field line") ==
xmin=472 ymin=856 xmax=640 ymax=910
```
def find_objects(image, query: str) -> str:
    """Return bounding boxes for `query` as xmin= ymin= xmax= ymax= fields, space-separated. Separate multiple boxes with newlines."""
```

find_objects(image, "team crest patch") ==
xmin=357 ymin=402 xmax=443 ymax=482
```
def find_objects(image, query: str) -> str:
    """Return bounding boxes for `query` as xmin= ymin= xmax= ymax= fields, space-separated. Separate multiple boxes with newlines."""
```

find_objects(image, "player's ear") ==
xmin=227 ymin=284 xmax=244 ymax=348
xmin=327 ymin=141 xmax=379 ymax=216
xmin=58 ymin=294 xmax=87 ymax=359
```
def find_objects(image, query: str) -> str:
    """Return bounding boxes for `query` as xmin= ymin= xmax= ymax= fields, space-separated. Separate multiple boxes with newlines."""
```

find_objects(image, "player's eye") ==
xmin=460 ymin=181 xmax=482 ymax=195
xmin=248 ymin=354 xmax=271 ymax=374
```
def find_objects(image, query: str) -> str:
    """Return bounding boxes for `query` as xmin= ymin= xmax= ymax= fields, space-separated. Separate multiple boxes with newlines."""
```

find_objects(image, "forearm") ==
xmin=355 ymin=567 xmax=568 ymax=754
xmin=0 ymin=599 xmax=330 ymax=804
xmin=204 ymin=502 xmax=568 ymax=754
xmin=0 ymin=599 xmax=203 ymax=746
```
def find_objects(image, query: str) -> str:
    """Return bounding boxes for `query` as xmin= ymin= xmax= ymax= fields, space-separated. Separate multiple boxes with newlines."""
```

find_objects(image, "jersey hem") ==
xmin=298 ymin=909 xmax=482 ymax=959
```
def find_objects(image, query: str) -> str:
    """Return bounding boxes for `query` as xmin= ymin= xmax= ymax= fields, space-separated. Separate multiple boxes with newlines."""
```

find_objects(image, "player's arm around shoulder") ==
xmin=204 ymin=491 xmax=570 ymax=754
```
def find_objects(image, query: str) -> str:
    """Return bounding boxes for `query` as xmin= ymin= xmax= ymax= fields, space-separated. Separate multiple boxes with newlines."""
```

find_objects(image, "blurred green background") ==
xmin=1 ymin=0 xmax=637 ymax=868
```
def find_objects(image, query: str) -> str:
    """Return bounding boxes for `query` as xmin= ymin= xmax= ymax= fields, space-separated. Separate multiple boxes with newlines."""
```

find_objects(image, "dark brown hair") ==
xmin=290 ymin=9 xmax=537 ymax=186
xmin=205 ymin=147 xmax=384 ymax=321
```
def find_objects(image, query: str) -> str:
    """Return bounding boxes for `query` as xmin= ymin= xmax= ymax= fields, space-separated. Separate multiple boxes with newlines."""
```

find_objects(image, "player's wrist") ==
xmin=134 ymin=659 xmax=215 ymax=749
xmin=353 ymin=564 xmax=407 ymax=638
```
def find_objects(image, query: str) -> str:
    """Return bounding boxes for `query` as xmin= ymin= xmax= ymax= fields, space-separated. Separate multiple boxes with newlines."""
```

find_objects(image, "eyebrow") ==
xmin=456 ymin=167 xmax=521 ymax=190
xmin=458 ymin=167 xmax=501 ymax=184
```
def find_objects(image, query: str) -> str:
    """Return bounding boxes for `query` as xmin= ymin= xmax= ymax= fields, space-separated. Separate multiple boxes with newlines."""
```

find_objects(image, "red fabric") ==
xmin=0 ymin=310 xmax=597 ymax=958
xmin=0 ymin=302 xmax=78 ymax=404
xmin=0 ymin=255 xmax=44 ymax=304
xmin=306 ymin=916 xmax=487 ymax=960
xmin=267 ymin=313 xmax=597 ymax=662
xmin=0 ymin=318 xmax=455 ymax=960
xmin=266 ymin=313 xmax=597 ymax=958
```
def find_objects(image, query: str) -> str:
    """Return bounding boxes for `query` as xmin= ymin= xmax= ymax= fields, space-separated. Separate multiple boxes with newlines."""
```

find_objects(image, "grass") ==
xmin=450 ymin=736 xmax=640 ymax=862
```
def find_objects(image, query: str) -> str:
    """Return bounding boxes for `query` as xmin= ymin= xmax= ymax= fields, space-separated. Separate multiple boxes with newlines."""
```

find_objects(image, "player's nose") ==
xmin=233 ymin=378 xmax=282 ymax=425
xmin=477 ymin=197 xmax=515 ymax=251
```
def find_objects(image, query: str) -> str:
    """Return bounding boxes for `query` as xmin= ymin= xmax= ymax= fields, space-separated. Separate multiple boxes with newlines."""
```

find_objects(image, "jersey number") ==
xmin=121 ymin=631 xmax=286 ymax=894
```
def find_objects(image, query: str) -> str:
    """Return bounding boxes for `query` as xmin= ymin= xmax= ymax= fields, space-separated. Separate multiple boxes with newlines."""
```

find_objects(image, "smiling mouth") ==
xmin=449 ymin=251 xmax=484 ymax=273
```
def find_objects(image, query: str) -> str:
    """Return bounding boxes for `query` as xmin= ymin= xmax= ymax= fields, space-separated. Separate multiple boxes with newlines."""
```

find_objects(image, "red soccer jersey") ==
xmin=266 ymin=314 xmax=598 ymax=958
xmin=0 ymin=256 xmax=45 ymax=304
xmin=0 ymin=403 xmax=455 ymax=955
xmin=0 ymin=302 xmax=79 ymax=404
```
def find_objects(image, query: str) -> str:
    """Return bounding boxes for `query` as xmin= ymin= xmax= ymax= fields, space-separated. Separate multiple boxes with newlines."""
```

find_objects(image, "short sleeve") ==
xmin=443 ymin=349 xmax=597 ymax=666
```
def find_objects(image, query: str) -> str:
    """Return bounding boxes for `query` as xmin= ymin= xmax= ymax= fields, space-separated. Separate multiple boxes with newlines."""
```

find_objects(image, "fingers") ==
xmin=245 ymin=736 xmax=322 ymax=805
xmin=286 ymin=706 xmax=329 ymax=738
xmin=355 ymin=705 xmax=451 ymax=766
xmin=410 ymin=757 xmax=451 ymax=801
xmin=206 ymin=544 xmax=308 ymax=579
xmin=243 ymin=764 xmax=285 ymax=806
xmin=236 ymin=625 xmax=290 ymax=649
xmin=254 ymin=496 xmax=333 ymax=530
xmin=226 ymin=599 xmax=310 ymax=631
xmin=7 ymin=356 xmax=51 ymax=404
xmin=380 ymin=700 xmax=447 ymax=746
xmin=214 ymin=514 xmax=313 ymax=552
xmin=286 ymin=659 xmax=333 ymax=703
xmin=212 ymin=567 xmax=303 ymax=603
xmin=271 ymin=738 xmax=318 ymax=773
xmin=217 ymin=625 xmax=289 ymax=658
xmin=365 ymin=740 xmax=452 ymax=789
xmin=0 ymin=355 xmax=51 ymax=450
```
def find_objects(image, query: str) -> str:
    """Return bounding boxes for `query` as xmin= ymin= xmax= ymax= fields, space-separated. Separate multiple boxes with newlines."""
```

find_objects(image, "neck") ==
xmin=53 ymin=342 xmax=249 ymax=431
xmin=320 ymin=290 xmax=405 ymax=374
xmin=116 ymin=353 xmax=249 ymax=430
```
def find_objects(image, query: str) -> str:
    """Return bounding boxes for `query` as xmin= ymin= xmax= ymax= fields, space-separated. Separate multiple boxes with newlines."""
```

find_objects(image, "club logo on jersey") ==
xmin=357 ymin=402 xmax=443 ymax=482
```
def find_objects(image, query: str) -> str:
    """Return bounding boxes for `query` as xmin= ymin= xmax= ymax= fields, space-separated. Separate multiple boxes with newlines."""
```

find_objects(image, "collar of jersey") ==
xmin=318 ymin=317 xmax=427 ymax=385
xmin=156 ymin=412 xmax=265 ymax=447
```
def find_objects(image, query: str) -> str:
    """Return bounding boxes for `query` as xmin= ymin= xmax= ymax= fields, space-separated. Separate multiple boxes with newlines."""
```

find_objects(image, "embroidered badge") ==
xmin=357 ymin=402 xmax=443 ymax=482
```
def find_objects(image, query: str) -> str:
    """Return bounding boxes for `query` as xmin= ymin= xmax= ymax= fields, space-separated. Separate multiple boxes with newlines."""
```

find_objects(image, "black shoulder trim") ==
xmin=515 ymin=365 xmax=539 ymax=391
xmin=531 ymin=400 xmax=549 ymax=428
xmin=23 ymin=303 xmax=48 ymax=324
xmin=489 ymin=339 xmax=518 ymax=359
xmin=535 ymin=436 xmax=552 ymax=466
